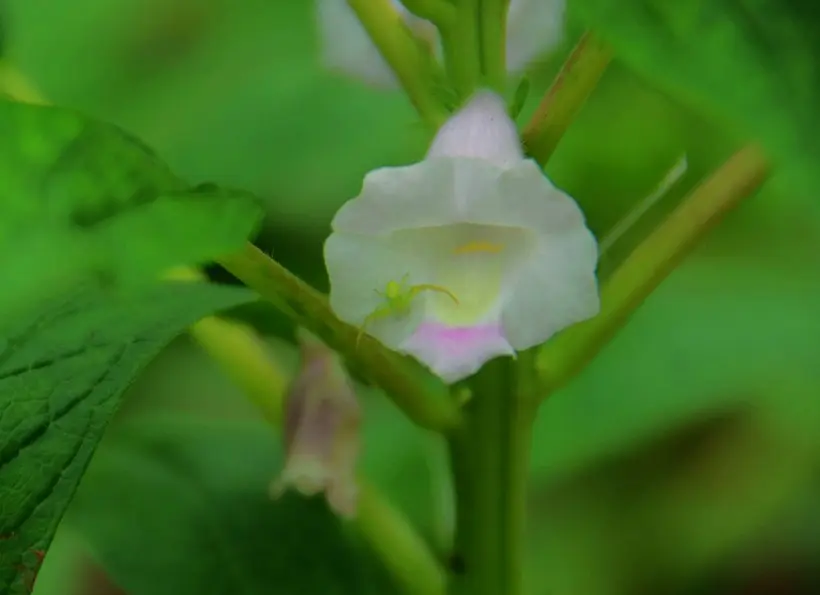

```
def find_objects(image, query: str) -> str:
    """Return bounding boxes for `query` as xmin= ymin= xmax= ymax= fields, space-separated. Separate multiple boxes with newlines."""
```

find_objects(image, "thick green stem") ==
xmin=478 ymin=0 xmax=510 ymax=91
xmin=441 ymin=0 xmax=482 ymax=98
xmin=447 ymin=359 xmax=535 ymax=595
xmin=218 ymin=242 xmax=461 ymax=432
xmin=522 ymin=32 xmax=613 ymax=165
xmin=347 ymin=0 xmax=449 ymax=128
xmin=537 ymin=144 xmax=770 ymax=392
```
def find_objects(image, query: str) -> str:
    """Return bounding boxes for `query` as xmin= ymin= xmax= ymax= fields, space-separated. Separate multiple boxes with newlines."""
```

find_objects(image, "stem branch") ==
xmin=441 ymin=0 xmax=482 ymax=98
xmin=478 ymin=0 xmax=510 ymax=91
xmin=537 ymin=144 xmax=770 ymax=391
xmin=522 ymin=32 xmax=613 ymax=165
xmin=357 ymin=480 xmax=447 ymax=595
xmin=400 ymin=0 xmax=456 ymax=26
xmin=347 ymin=0 xmax=449 ymax=128
xmin=218 ymin=242 xmax=461 ymax=433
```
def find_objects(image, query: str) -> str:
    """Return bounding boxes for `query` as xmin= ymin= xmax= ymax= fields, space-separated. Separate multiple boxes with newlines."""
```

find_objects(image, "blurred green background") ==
xmin=9 ymin=0 xmax=820 ymax=594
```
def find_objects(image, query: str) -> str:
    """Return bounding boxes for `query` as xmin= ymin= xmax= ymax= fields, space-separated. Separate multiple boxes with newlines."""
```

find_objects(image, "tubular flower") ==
xmin=324 ymin=91 xmax=599 ymax=383
xmin=271 ymin=329 xmax=361 ymax=518
xmin=316 ymin=0 xmax=565 ymax=88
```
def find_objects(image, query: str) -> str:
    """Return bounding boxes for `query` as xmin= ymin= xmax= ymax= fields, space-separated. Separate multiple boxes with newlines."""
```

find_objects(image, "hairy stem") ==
xmin=537 ymin=144 xmax=770 ymax=391
xmin=447 ymin=359 xmax=535 ymax=595
xmin=522 ymin=32 xmax=613 ymax=165
xmin=218 ymin=242 xmax=461 ymax=432
xmin=347 ymin=0 xmax=449 ymax=127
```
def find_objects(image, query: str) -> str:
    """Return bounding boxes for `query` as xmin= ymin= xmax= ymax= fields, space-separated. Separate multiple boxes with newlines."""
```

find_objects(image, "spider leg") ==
xmin=410 ymin=284 xmax=460 ymax=304
xmin=356 ymin=306 xmax=392 ymax=348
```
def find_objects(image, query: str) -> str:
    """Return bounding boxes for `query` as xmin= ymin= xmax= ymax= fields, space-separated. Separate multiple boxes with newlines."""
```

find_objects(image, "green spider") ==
xmin=356 ymin=274 xmax=459 ymax=347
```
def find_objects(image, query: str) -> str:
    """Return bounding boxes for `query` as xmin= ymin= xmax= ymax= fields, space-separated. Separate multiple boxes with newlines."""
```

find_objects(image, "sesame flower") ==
xmin=271 ymin=329 xmax=361 ymax=518
xmin=324 ymin=91 xmax=599 ymax=383
xmin=316 ymin=0 xmax=565 ymax=88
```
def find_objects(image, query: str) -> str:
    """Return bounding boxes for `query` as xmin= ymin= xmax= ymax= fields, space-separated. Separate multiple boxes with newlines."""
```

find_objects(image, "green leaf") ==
xmin=66 ymin=415 xmax=395 ymax=595
xmin=574 ymin=0 xmax=820 ymax=195
xmin=0 ymin=99 xmax=264 ymax=321
xmin=0 ymin=281 xmax=256 ymax=595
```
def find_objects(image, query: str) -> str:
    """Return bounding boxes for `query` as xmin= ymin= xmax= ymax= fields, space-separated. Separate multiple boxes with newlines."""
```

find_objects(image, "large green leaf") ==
xmin=0 ymin=99 xmax=263 ymax=320
xmin=574 ymin=0 xmax=820 ymax=196
xmin=0 ymin=281 xmax=256 ymax=594
xmin=66 ymin=415 xmax=395 ymax=595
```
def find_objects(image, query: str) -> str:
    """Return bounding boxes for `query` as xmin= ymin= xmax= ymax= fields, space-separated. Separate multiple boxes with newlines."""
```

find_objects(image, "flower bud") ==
xmin=271 ymin=329 xmax=362 ymax=518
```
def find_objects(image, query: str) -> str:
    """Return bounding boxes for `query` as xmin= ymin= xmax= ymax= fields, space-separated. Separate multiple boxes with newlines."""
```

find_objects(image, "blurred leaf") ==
xmin=0 ymin=99 xmax=263 ymax=321
xmin=0 ymin=281 xmax=255 ymax=595
xmin=531 ymin=260 xmax=820 ymax=482
xmin=574 ymin=0 xmax=820 ymax=196
xmin=11 ymin=0 xmax=428 ymax=233
xmin=67 ymin=415 xmax=394 ymax=595
xmin=113 ymin=334 xmax=441 ymax=549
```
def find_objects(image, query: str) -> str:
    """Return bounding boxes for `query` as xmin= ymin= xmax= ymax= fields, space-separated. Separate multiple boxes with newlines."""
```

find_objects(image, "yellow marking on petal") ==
xmin=453 ymin=241 xmax=505 ymax=255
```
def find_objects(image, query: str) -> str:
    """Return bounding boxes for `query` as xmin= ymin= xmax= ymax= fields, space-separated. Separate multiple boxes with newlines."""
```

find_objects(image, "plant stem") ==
xmin=347 ymin=0 xmax=449 ymax=128
xmin=537 ymin=144 xmax=770 ymax=392
xmin=447 ymin=359 xmax=535 ymax=595
xmin=218 ymin=242 xmax=461 ymax=433
xmin=167 ymin=266 xmax=289 ymax=425
xmin=441 ymin=0 xmax=482 ymax=99
xmin=522 ymin=32 xmax=613 ymax=165
xmin=357 ymin=480 xmax=447 ymax=595
xmin=400 ymin=0 xmax=456 ymax=26
xmin=478 ymin=0 xmax=510 ymax=91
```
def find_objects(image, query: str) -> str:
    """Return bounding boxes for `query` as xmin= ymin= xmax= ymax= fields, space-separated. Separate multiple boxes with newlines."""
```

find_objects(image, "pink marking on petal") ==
xmin=400 ymin=321 xmax=515 ymax=383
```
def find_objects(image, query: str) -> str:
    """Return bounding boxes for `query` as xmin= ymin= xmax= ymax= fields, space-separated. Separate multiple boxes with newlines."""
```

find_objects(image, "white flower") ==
xmin=316 ymin=0 xmax=565 ymax=88
xmin=324 ymin=91 xmax=599 ymax=383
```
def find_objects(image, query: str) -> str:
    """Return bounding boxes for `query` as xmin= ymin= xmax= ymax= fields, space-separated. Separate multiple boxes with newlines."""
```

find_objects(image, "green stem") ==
xmin=478 ymin=0 xmax=510 ymax=91
xmin=347 ymin=0 xmax=449 ymax=128
xmin=218 ymin=242 xmax=461 ymax=433
xmin=522 ymin=32 xmax=613 ymax=165
xmin=356 ymin=480 xmax=447 ymax=595
xmin=441 ymin=0 xmax=482 ymax=98
xmin=447 ymin=359 xmax=535 ymax=595
xmin=537 ymin=144 xmax=770 ymax=392
xmin=400 ymin=0 xmax=456 ymax=26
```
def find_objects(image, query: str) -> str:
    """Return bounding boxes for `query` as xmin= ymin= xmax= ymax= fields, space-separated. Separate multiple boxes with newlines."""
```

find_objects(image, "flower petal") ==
xmin=316 ymin=0 xmax=438 ymax=89
xmin=400 ymin=321 xmax=515 ymax=383
xmin=389 ymin=222 xmax=534 ymax=326
xmin=471 ymin=160 xmax=591 ymax=234
xmin=501 ymin=226 xmax=600 ymax=349
xmin=332 ymin=158 xmax=584 ymax=238
xmin=324 ymin=232 xmax=430 ymax=348
xmin=426 ymin=91 xmax=523 ymax=167
xmin=330 ymin=158 xmax=495 ymax=234
xmin=506 ymin=0 xmax=566 ymax=72
xmin=316 ymin=0 xmax=397 ymax=88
